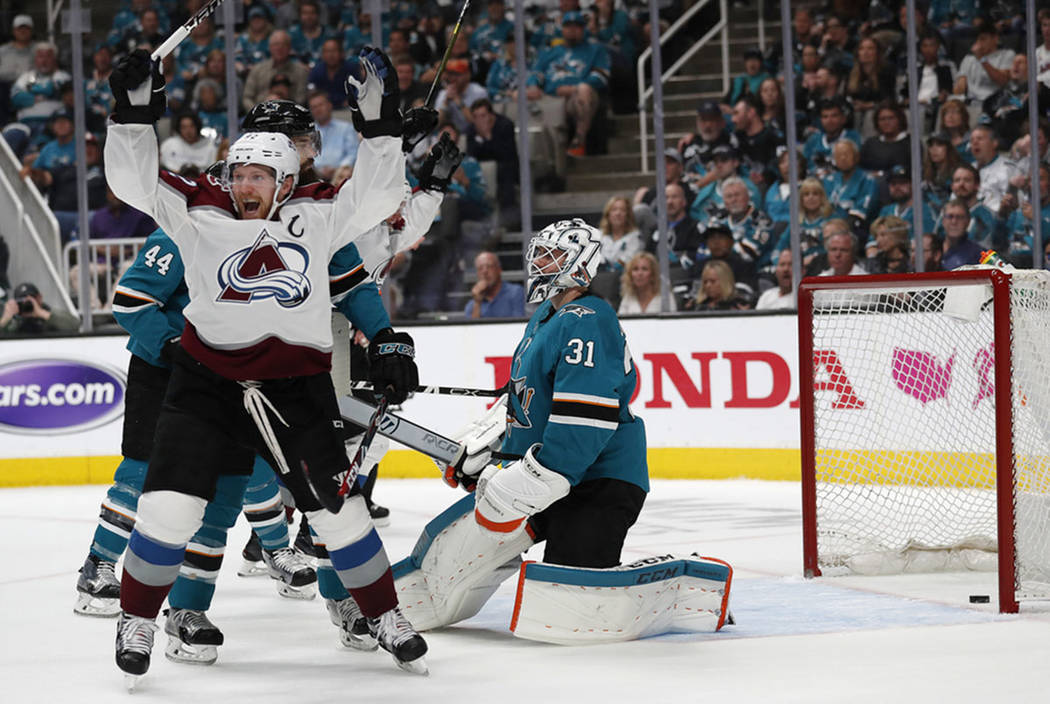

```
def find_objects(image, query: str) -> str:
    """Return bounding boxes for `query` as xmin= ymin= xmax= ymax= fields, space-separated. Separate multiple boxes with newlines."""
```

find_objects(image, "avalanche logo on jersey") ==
xmin=217 ymin=230 xmax=312 ymax=307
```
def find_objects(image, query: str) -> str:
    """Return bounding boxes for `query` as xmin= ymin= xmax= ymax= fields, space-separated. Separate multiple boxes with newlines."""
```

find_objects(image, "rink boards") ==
xmin=1 ymin=313 xmax=811 ymax=486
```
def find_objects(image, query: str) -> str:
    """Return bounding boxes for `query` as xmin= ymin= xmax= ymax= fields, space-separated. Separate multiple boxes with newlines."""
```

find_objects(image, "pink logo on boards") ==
xmin=972 ymin=343 xmax=995 ymax=410
xmin=891 ymin=348 xmax=955 ymax=405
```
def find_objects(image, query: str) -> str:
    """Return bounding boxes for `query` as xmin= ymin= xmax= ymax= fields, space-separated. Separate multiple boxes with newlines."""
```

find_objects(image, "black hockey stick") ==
xmin=337 ymin=396 xmax=389 ymax=498
xmin=349 ymin=380 xmax=508 ymax=398
xmin=151 ymin=0 xmax=227 ymax=61
xmin=423 ymin=0 xmax=474 ymax=107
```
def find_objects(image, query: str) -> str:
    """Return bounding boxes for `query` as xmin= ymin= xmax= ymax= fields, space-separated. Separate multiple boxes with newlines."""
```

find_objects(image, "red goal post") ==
xmin=797 ymin=269 xmax=1050 ymax=614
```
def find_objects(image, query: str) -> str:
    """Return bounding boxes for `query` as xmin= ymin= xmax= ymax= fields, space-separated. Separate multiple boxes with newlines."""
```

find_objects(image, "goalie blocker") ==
xmin=392 ymin=496 xmax=732 ymax=642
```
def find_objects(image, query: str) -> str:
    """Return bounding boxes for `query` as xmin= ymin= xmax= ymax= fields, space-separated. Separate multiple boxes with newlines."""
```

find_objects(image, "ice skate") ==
xmin=326 ymin=597 xmax=377 ymax=651
xmin=74 ymin=554 xmax=121 ymax=617
xmin=263 ymin=546 xmax=317 ymax=599
xmin=294 ymin=514 xmax=317 ymax=563
xmin=115 ymin=611 xmax=158 ymax=690
xmin=237 ymin=531 xmax=267 ymax=577
xmin=368 ymin=607 xmax=429 ymax=675
xmin=163 ymin=608 xmax=224 ymax=665
xmin=365 ymin=496 xmax=391 ymax=527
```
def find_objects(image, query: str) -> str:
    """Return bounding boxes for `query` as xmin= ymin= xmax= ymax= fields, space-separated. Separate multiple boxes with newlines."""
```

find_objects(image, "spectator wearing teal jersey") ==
xmin=471 ymin=0 xmax=515 ymax=63
xmin=288 ymin=0 xmax=332 ymax=68
xmin=236 ymin=6 xmax=273 ymax=74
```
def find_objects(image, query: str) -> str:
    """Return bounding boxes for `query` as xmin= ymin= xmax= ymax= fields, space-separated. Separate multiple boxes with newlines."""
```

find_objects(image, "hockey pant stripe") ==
xmin=88 ymin=458 xmax=147 ymax=562
xmin=122 ymin=532 xmax=184 ymax=618
xmin=328 ymin=529 xmax=395 ymax=616
xmin=310 ymin=532 xmax=350 ymax=601
xmin=243 ymin=456 xmax=289 ymax=551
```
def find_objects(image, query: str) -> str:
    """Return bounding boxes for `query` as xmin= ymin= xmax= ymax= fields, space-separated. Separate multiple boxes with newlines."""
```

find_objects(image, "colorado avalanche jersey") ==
xmin=105 ymin=123 xmax=404 ymax=380
xmin=502 ymin=294 xmax=649 ymax=492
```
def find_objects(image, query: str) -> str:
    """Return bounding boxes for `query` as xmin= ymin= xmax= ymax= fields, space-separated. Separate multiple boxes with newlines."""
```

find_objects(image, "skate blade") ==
xmin=164 ymin=637 xmax=218 ymax=666
xmin=237 ymin=559 xmax=268 ymax=577
xmin=276 ymin=582 xmax=317 ymax=600
xmin=74 ymin=592 xmax=120 ymax=617
xmin=371 ymin=516 xmax=391 ymax=528
xmin=395 ymin=655 xmax=429 ymax=676
xmin=339 ymin=632 xmax=379 ymax=651
xmin=124 ymin=673 xmax=144 ymax=692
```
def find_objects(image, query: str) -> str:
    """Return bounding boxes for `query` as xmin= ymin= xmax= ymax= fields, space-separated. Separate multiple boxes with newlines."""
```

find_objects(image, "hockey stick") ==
xmin=349 ymin=380 xmax=508 ymax=398
xmin=151 ymin=0 xmax=227 ymax=61
xmin=337 ymin=396 xmax=389 ymax=498
xmin=423 ymin=0 xmax=474 ymax=107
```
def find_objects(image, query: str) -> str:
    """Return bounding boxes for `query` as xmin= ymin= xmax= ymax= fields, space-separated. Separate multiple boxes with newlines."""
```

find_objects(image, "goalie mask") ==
xmin=224 ymin=132 xmax=301 ymax=219
xmin=525 ymin=218 xmax=602 ymax=304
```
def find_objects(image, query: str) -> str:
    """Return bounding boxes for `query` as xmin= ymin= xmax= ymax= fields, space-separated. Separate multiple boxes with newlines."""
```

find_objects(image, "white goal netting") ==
xmin=806 ymin=270 xmax=1050 ymax=601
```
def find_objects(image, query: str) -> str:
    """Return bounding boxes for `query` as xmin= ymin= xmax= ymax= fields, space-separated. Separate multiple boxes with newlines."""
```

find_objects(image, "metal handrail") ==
xmin=637 ymin=0 xmax=729 ymax=173
xmin=61 ymin=237 xmax=148 ymax=311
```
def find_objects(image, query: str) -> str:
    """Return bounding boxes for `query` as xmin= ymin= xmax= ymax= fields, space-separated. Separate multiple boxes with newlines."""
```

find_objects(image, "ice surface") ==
xmin=3 ymin=479 xmax=1050 ymax=703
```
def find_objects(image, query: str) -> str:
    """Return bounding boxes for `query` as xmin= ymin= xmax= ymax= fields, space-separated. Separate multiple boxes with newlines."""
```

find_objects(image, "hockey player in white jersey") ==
xmin=105 ymin=47 xmax=429 ymax=684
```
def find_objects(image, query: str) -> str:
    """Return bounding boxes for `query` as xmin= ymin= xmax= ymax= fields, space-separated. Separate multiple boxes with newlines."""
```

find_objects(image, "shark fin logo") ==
xmin=217 ymin=229 xmax=312 ymax=307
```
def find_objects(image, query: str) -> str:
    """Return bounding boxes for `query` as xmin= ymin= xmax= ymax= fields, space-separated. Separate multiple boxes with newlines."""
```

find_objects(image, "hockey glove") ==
xmin=402 ymin=106 xmax=438 ymax=153
xmin=417 ymin=132 xmax=464 ymax=193
xmin=345 ymin=47 xmax=402 ymax=139
xmin=109 ymin=49 xmax=166 ymax=124
xmin=440 ymin=395 xmax=507 ymax=491
xmin=367 ymin=328 xmax=418 ymax=405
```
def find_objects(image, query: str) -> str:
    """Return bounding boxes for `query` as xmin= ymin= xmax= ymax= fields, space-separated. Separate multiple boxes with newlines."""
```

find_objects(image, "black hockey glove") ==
xmin=345 ymin=47 xmax=402 ymax=139
xmin=402 ymin=106 xmax=438 ymax=153
xmin=368 ymin=328 xmax=418 ymax=405
xmin=110 ymin=49 xmax=166 ymax=124
xmin=417 ymin=132 xmax=464 ymax=193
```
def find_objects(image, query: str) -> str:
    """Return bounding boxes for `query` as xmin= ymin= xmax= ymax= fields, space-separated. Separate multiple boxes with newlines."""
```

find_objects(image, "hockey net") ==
xmin=798 ymin=268 xmax=1050 ymax=612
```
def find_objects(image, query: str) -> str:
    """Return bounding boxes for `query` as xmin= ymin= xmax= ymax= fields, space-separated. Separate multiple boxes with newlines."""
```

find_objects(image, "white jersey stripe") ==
xmin=549 ymin=414 xmax=619 ymax=431
xmin=551 ymin=391 xmax=619 ymax=407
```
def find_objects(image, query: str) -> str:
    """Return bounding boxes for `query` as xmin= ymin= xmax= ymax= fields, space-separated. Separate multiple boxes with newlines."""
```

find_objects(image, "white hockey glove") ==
xmin=474 ymin=444 xmax=571 ymax=534
xmin=439 ymin=396 xmax=507 ymax=491
xmin=345 ymin=47 xmax=402 ymax=139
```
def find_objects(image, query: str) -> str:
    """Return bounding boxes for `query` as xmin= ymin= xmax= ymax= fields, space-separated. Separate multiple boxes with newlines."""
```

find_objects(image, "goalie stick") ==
xmin=151 ymin=0 xmax=227 ymax=61
xmin=423 ymin=0 xmax=474 ymax=107
xmin=349 ymin=380 xmax=507 ymax=398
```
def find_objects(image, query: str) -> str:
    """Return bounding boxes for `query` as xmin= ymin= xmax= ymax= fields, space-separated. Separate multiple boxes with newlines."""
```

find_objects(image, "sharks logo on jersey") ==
xmin=560 ymin=303 xmax=596 ymax=319
xmin=217 ymin=230 xmax=312 ymax=308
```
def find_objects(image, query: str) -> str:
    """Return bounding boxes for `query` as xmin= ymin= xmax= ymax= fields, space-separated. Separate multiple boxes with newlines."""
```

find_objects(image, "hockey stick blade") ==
xmin=424 ymin=0 xmax=474 ymax=107
xmin=151 ymin=0 xmax=227 ymax=61
xmin=349 ymin=380 xmax=507 ymax=398
xmin=338 ymin=395 xmax=464 ymax=466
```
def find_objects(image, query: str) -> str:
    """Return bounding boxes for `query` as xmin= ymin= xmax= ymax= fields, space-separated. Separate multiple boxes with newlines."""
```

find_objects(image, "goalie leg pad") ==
xmin=510 ymin=554 xmax=733 ymax=645
xmin=393 ymin=494 xmax=534 ymax=631
xmin=475 ymin=444 xmax=570 ymax=533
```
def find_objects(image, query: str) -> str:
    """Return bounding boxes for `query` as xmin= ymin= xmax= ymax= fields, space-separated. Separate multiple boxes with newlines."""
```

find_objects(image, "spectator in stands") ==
xmin=954 ymin=23 xmax=1014 ymax=103
xmin=864 ymin=214 xmax=909 ymax=259
xmin=722 ymin=49 xmax=771 ymax=111
xmin=689 ymin=145 xmax=761 ymax=221
xmin=924 ymin=231 xmax=944 ymax=272
xmin=467 ymin=98 xmax=518 ymax=214
xmin=197 ymin=49 xmax=241 ymax=105
xmin=765 ymin=146 xmax=805 ymax=224
xmin=939 ymin=98 xmax=973 ymax=162
xmin=267 ymin=73 xmax=294 ymax=101
xmin=765 ymin=6 xmax=818 ymax=76
xmin=846 ymin=37 xmax=896 ymax=137
xmin=877 ymin=166 xmax=937 ymax=238
xmin=934 ymin=163 xmax=997 ymax=246
xmin=825 ymin=138 xmax=877 ymax=231
xmin=686 ymin=259 xmax=750 ymax=311
xmin=633 ymin=149 xmax=698 ymax=240
xmin=435 ymin=59 xmax=488 ymax=135
xmin=757 ymin=78 xmax=791 ymax=138
xmin=411 ymin=6 xmax=447 ymax=68
xmin=438 ymin=122 xmax=490 ymax=222
xmin=85 ymin=46 xmax=115 ymax=132
xmin=820 ymin=231 xmax=867 ymax=276
xmin=647 ymin=181 xmax=702 ymax=295
xmin=236 ymin=5 xmax=273 ymax=74
xmin=0 ymin=281 xmax=78 ymax=334
xmin=804 ymin=97 xmax=860 ymax=174
xmin=867 ymin=239 xmax=911 ymax=274
xmin=1008 ymin=120 xmax=1050 ymax=177
xmin=1039 ymin=9 xmax=1050 ymax=90
xmin=905 ymin=29 xmax=956 ymax=133
xmin=5 ymin=42 xmax=70 ymax=157
xmin=484 ymin=34 xmax=520 ymax=106
xmin=308 ymin=90 xmax=358 ymax=182
xmin=0 ymin=15 xmax=36 ymax=123
xmin=465 ymin=251 xmax=524 ymax=319
xmin=394 ymin=53 xmax=427 ymax=112
xmin=528 ymin=11 xmax=611 ymax=157
xmin=982 ymin=53 xmax=1043 ymax=148
xmin=679 ymin=100 xmax=735 ymax=179
xmin=970 ymin=124 xmax=1016 ymax=213
xmin=471 ymin=0 xmax=514 ymax=64
xmin=693 ymin=222 xmax=758 ymax=295
xmin=263 ymin=0 xmax=299 ymax=30
xmin=705 ymin=177 xmax=774 ymax=272
xmin=775 ymin=179 xmax=840 ymax=271
xmin=859 ymin=101 xmax=910 ymax=174
xmin=110 ymin=0 xmax=167 ymax=40
xmin=589 ymin=0 xmax=636 ymax=114
xmin=289 ymin=0 xmax=331 ymax=68
xmin=940 ymin=199 xmax=984 ymax=269
xmin=110 ymin=8 xmax=164 ymax=62
xmin=307 ymin=38 xmax=351 ymax=108
xmin=923 ymin=131 xmax=964 ymax=210
xmin=160 ymin=111 xmax=218 ymax=175
xmin=802 ymin=66 xmax=847 ymax=129
xmin=90 ymin=185 xmax=156 ymax=241
xmin=731 ymin=94 xmax=783 ymax=188
xmin=387 ymin=29 xmax=413 ymax=66
xmin=996 ymin=162 xmax=1050 ymax=264
xmin=242 ymin=30 xmax=308 ymax=111
xmin=818 ymin=14 xmax=856 ymax=76
xmin=174 ymin=17 xmax=221 ymax=83
xmin=158 ymin=52 xmax=186 ymax=116
xmin=755 ymin=250 xmax=796 ymax=310
xmin=619 ymin=251 xmax=673 ymax=314
xmin=193 ymin=79 xmax=226 ymax=136
xmin=597 ymin=195 xmax=642 ymax=273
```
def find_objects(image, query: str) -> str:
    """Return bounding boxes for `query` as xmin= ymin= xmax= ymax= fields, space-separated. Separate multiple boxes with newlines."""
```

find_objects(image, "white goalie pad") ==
xmin=510 ymin=554 xmax=733 ymax=645
xmin=392 ymin=494 xmax=534 ymax=631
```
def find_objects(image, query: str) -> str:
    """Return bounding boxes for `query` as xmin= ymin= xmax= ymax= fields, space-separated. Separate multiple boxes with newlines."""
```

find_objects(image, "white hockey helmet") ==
xmin=224 ymin=131 xmax=301 ymax=218
xmin=525 ymin=218 xmax=603 ymax=304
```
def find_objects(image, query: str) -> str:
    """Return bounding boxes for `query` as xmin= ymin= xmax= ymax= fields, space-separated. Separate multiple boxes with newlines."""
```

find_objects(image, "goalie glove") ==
xmin=439 ymin=396 xmax=507 ymax=491
xmin=417 ymin=132 xmax=464 ymax=193
xmin=474 ymin=444 xmax=571 ymax=534
xmin=345 ymin=47 xmax=402 ymax=139
xmin=367 ymin=328 xmax=418 ymax=405
xmin=109 ymin=49 xmax=166 ymax=124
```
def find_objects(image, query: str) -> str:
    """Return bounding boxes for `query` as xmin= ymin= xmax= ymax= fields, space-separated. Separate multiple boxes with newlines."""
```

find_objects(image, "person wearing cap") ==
xmin=4 ymin=41 xmax=71 ymax=157
xmin=803 ymin=97 xmax=860 ymax=174
xmin=236 ymin=5 xmax=274 ymax=73
xmin=877 ymin=165 xmax=937 ymax=239
xmin=242 ymin=30 xmax=309 ymax=111
xmin=527 ymin=10 xmax=611 ymax=157
xmin=435 ymin=58 xmax=488 ymax=134
xmin=932 ymin=163 xmax=997 ymax=246
xmin=721 ymin=48 xmax=771 ymax=112
xmin=678 ymin=100 xmax=735 ymax=176
xmin=693 ymin=215 xmax=759 ymax=295
xmin=0 ymin=15 xmax=36 ymax=121
xmin=688 ymin=144 xmax=761 ymax=222
xmin=0 ymin=282 xmax=79 ymax=334
xmin=288 ymin=0 xmax=332 ymax=69
xmin=923 ymin=131 xmax=964 ymax=210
